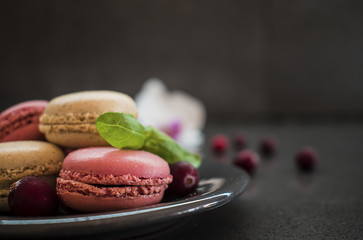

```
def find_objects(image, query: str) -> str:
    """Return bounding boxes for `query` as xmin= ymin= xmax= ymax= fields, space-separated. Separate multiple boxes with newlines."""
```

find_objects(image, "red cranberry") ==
xmin=168 ymin=161 xmax=200 ymax=196
xmin=296 ymin=147 xmax=318 ymax=171
xmin=211 ymin=134 xmax=229 ymax=154
xmin=62 ymin=148 xmax=76 ymax=156
xmin=233 ymin=132 xmax=248 ymax=150
xmin=234 ymin=150 xmax=260 ymax=174
xmin=259 ymin=136 xmax=277 ymax=157
xmin=8 ymin=176 xmax=59 ymax=216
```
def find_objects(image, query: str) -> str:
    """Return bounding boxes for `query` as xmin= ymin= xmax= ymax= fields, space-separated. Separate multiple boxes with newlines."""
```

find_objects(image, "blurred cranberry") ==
xmin=296 ymin=147 xmax=318 ymax=171
xmin=168 ymin=162 xmax=200 ymax=196
xmin=62 ymin=148 xmax=76 ymax=156
xmin=211 ymin=134 xmax=229 ymax=154
xmin=8 ymin=176 xmax=59 ymax=216
xmin=234 ymin=150 xmax=260 ymax=174
xmin=233 ymin=132 xmax=248 ymax=150
xmin=259 ymin=136 xmax=277 ymax=157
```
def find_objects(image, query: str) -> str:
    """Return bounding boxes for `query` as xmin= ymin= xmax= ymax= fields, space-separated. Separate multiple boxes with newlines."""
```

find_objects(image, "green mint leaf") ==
xmin=95 ymin=112 xmax=146 ymax=149
xmin=142 ymin=126 xmax=202 ymax=168
xmin=96 ymin=112 xmax=202 ymax=168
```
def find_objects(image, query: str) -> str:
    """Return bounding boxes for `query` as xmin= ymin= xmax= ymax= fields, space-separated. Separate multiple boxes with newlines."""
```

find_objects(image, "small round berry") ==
xmin=8 ymin=176 xmax=59 ymax=216
xmin=211 ymin=134 xmax=229 ymax=154
xmin=62 ymin=148 xmax=75 ymax=156
xmin=168 ymin=161 xmax=200 ymax=196
xmin=259 ymin=136 xmax=277 ymax=157
xmin=233 ymin=132 xmax=248 ymax=150
xmin=296 ymin=147 xmax=318 ymax=171
xmin=234 ymin=150 xmax=260 ymax=174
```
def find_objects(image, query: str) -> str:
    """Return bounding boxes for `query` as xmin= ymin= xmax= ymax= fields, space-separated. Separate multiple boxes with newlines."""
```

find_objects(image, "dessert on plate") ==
xmin=0 ymin=88 xmax=201 ymax=214
xmin=0 ymin=141 xmax=64 ymax=211
xmin=56 ymin=147 xmax=173 ymax=212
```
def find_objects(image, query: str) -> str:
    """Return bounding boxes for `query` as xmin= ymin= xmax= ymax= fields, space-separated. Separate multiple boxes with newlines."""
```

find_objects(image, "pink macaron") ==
xmin=56 ymin=147 xmax=173 ymax=212
xmin=0 ymin=100 xmax=48 ymax=142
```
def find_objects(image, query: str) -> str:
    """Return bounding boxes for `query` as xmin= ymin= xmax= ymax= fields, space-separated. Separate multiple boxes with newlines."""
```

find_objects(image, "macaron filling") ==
xmin=59 ymin=169 xmax=173 ymax=186
xmin=39 ymin=123 xmax=98 ymax=134
xmin=39 ymin=113 xmax=100 ymax=134
xmin=40 ymin=112 xmax=99 ymax=124
xmin=57 ymin=178 xmax=168 ymax=198
xmin=57 ymin=170 xmax=172 ymax=198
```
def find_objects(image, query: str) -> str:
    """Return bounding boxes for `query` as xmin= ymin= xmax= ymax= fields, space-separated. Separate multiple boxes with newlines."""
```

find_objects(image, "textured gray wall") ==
xmin=1 ymin=1 xmax=362 ymax=123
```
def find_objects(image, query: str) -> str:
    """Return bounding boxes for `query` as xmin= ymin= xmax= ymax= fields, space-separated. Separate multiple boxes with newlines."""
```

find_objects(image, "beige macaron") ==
xmin=0 ymin=140 xmax=65 ymax=211
xmin=39 ymin=90 xmax=138 ymax=148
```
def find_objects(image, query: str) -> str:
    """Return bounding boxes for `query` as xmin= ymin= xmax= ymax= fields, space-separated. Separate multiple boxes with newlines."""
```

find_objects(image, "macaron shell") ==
xmin=42 ymin=90 xmax=137 ymax=116
xmin=43 ymin=131 xmax=109 ymax=148
xmin=0 ymin=100 xmax=47 ymax=142
xmin=0 ymin=179 xmax=10 ymax=208
xmin=63 ymin=148 xmax=171 ymax=179
xmin=0 ymin=197 xmax=9 ymax=212
xmin=0 ymin=100 xmax=47 ymax=119
xmin=0 ymin=141 xmax=65 ymax=181
xmin=57 ymin=189 xmax=164 ymax=212
xmin=1 ymin=120 xmax=45 ymax=142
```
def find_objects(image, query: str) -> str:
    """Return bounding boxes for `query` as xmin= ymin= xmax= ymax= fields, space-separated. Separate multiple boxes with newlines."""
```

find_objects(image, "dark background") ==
xmin=1 ymin=2 xmax=363 ymax=239
xmin=1 ymin=0 xmax=363 ymax=123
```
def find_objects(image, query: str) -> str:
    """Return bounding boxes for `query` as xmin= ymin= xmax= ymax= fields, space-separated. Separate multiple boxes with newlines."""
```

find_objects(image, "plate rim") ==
xmin=0 ymin=160 xmax=249 ymax=237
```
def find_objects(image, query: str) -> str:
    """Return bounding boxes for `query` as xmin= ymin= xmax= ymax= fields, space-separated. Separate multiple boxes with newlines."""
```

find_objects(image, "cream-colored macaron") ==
xmin=39 ymin=90 xmax=138 ymax=148
xmin=0 ymin=140 xmax=65 ymax=211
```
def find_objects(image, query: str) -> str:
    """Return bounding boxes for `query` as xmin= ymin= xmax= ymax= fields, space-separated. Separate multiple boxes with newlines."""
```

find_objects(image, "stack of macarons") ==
xmin=0 ymin=90 xmax=173 ymax=213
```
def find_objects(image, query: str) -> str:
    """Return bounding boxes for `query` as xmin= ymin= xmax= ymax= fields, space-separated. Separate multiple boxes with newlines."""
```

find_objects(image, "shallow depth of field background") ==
xmin=1 ymin=1 xmax=362 ymax=124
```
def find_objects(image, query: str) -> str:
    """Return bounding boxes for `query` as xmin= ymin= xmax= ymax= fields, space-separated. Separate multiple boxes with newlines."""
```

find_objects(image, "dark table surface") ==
xmin=2 ymin=123 xmax=363 ymax=240
xmin=133 ymin=122 xmax=363 ymax=240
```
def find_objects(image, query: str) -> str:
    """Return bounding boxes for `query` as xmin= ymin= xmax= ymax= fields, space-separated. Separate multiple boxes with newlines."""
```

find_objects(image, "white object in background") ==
xmin=135 ymin=78 xmax=207 ymax=153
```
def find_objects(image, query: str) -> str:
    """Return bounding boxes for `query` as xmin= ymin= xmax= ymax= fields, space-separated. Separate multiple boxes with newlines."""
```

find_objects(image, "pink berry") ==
xmin=234 ymin=150 xmax=260 ymax=174
xmin=233 ymin=132 xmax=247 ymax=150
xmin=168 ymin=162 xmax=200 ymax=196
xmin=259 ymin=136 xmax=277 ymax=157
xmin=211 ymin=134 xmax=229 ymax=154
xmin=8 ymin=176 xmax=59 ymax=216
xmin=296 ymin=147 xmax=318 ymax=171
